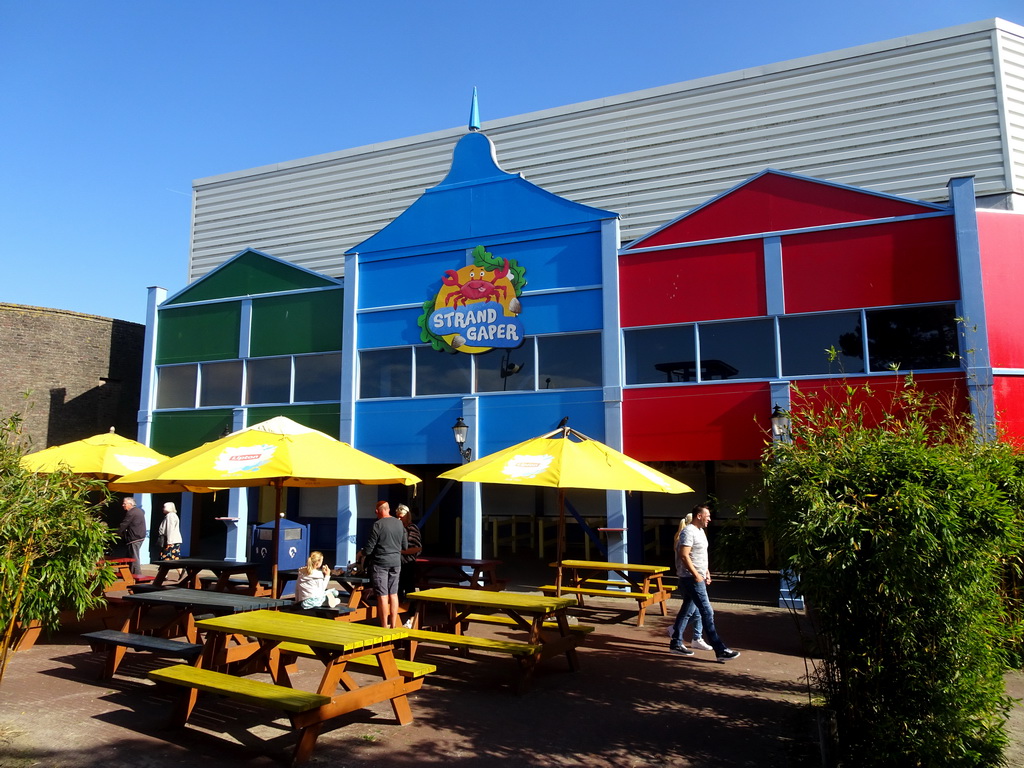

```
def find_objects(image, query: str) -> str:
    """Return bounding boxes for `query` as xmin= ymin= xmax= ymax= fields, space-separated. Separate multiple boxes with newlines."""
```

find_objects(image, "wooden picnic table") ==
xmin=149 ymin=610 xmax=423 ymax=765
xmin=150 ymin=558 xmax=269 ymax=596
xmin=118 ymin=588 xmax=291 ymax=642
xmin=406 ymin=587 xmax=581 ymax=691
xmin=542 ymin=559 xmax=674 ymax=627
xmin=415 ymin=556 xmax=505 ymax=590
xmin=86 ymin=588 xmax=291 ymax=678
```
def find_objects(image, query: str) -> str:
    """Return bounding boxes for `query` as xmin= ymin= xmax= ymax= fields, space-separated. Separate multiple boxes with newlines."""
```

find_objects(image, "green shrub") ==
xmin=764 ymin=380 xmax=1022 ymax=767
xmin=0 ymin=414 xmax=116 ymax=686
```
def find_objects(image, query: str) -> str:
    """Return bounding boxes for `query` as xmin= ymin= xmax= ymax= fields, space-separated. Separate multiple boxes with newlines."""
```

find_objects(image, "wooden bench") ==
xmin=149 ymin=663 xmax=330 ymax=712
xmin=406 ymin=628 xmax=539 ymax=657
xmin=579 ymin=579 xmax=676 ymax=590
xmin=405 ymin=628 xmax=542 ymax=693
xmin=539 ymin=584 xmax=675 ymax=627
xmin=276 ymin=641 xmax=436 ymax=679
xmin=82 ymin=629 xmax=204 ymax=679
xmin=459 ymin=613 xmax=595 ymax=635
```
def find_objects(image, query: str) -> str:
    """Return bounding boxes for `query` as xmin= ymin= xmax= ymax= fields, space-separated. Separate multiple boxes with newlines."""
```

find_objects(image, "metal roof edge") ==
xmin=192 ymin=18 xmax=1021 ymax=190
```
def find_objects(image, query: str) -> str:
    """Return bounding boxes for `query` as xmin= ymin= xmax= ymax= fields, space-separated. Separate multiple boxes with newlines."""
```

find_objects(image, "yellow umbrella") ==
xmin=21 ymin=428 xmax=169 ymax=480
xmin=110 ymin=416 xmax=421 ymax=590
xmin=439 ymin=422 xmax=692 ymax=561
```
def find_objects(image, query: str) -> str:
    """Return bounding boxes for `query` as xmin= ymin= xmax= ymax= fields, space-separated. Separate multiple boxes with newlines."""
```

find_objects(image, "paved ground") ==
xmin=1 ymin=565 xmax=1021 ymax=768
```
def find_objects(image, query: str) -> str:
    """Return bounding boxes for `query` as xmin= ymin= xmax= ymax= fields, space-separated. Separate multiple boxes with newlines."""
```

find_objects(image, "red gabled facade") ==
xmin=618 ymin=169 xmax=1003 ymax=462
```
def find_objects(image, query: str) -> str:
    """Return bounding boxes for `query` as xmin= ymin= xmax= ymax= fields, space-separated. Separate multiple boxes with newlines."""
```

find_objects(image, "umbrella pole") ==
xmin=556 ymin=488 xmax=566 ymax=565
xmin=271 ymin=484 xmax=282 ymax=597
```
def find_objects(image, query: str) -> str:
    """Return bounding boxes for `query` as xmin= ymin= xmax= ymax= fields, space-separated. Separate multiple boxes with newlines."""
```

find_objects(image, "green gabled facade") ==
xmin=150 ymin=248 xmax=344 ymax=456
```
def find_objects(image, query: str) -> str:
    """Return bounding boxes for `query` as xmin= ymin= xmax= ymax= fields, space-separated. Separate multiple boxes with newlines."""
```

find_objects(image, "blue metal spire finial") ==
xmin=468 ymin=87 xmax=480 ymax=132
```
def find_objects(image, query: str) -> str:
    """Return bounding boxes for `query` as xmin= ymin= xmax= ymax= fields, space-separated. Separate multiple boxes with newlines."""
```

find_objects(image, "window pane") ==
xmin=476 ymin=341 xmax=534 ymax=392
xmin=246 ymin=357 xmax=292 ymax=404
xmin=294 ymin=353 xmax=341 ymax=401
xmin=780 ymin=312 xmax=864 ymax=376
xmin=697 ymin=319 xmax=775 ymax=380
xmin=415 ymin=347 xmax=472 ymax=395
xmin=538 ymin=333 xmax=602 ymax=389
xmin=199 ymin=361 xmax=242 ymax=407
xmin=624 ymin=326 xmax=696 ymax=384
xmin=360 ymin=349 xmax=411 ymax=399
xmin=156 ymin=365 xmax=198 ymax=409
xmin=866 ymin=305 xmax=958 ymax=371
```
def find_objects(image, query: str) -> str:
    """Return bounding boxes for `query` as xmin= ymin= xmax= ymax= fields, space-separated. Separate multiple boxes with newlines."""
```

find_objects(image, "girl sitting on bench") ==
xmin=295 ymin=551 xmax=342 ymax=609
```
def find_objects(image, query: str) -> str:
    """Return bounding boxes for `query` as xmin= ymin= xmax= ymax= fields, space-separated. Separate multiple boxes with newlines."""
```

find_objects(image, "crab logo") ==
xmin=419 ymin=245 xmax=526 ymax=355
xmin=501 ymin=453 xmax=555 ymax=480
xmin=214 ymin=444 xmax=276 ymax=474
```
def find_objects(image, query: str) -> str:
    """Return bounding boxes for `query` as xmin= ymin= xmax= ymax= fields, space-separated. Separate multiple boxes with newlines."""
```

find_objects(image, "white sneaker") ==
xmin=403 ymin=618 xmax=413 ymax=628
xmin=692 ymin=637 xmax=714 ymax=651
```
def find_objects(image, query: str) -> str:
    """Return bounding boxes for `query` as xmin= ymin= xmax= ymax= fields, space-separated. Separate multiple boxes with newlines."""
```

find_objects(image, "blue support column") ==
xmin=335 ymin=486 xmax=359 ymax=567
xmin=605 ymin=490 xmax=628 ymax=563
xmin=224 ymin=489 xmax=248 ymax=562
xmin=134 ymin=286 xmax=165 ymax=567
xmin=459 ymin=397 xmax=482 ymax=560
xmin=223 ymin=409 xmax=248 ymax=562
xmin=948 ymin=176 xmax=995 ymax=441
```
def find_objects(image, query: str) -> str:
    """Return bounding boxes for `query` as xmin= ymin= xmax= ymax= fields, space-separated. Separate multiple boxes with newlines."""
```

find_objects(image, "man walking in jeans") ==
xmin=669 ymin=504 xmax=741 ymax=662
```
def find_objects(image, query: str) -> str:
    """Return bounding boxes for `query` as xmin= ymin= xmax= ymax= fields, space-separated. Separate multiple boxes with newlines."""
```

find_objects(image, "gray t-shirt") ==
xmin=362 ymin=516 xmax=408 ymax=569
xmin=678 ymin=524 xmax=709 ymax=578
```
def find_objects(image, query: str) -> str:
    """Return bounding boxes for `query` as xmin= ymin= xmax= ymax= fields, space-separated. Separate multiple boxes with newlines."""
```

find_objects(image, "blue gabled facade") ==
xmin=337 ymin=128 xmax=624 ymax=561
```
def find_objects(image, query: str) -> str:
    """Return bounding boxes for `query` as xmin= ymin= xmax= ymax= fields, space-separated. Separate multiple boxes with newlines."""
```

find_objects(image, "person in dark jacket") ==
xmin=117 ymin=497 xmax=147 ymax=576
xmin=396 ymin=503 xmax=422 ymax=601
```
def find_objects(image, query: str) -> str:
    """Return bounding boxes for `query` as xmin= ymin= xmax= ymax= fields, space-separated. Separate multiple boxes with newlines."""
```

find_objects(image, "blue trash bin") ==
xmin=251 ymin=519 xmax=309 ymax=593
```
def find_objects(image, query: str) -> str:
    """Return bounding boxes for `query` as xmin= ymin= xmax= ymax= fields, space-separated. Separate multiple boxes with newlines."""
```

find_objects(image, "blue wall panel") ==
xmin=475 ymin=391 xmax=605 ymax=454
xmin=355 ymin=390 xmax=606 ymax=466
xmin=489 ymin=230 xmax=603 ymax=291
xmin=359 ymin=248 xmax=467 ymax=309
xmin=356 ymin=397 xmax=464 ymax=465
xmin=358 ymin=307 xmax=426 ymax=348
xmin=521 ymin=288 xmax=603 ymax=335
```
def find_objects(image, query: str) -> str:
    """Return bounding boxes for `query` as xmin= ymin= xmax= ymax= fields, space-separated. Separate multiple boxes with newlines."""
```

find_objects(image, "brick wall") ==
xmin=0 ymin=303 xmax=145 ymax=450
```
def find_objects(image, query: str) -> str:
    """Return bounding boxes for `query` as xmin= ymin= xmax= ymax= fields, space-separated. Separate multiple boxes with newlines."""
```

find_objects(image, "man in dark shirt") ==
xmin=358 ymin=501 xmax=408 ymax=628
xmin=117 ymin=497 xmax=148 ymax=575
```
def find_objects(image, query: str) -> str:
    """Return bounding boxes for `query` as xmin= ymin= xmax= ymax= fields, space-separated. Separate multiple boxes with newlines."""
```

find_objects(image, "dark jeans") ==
xmin=672 ymin=578 xmax=728 ymax=653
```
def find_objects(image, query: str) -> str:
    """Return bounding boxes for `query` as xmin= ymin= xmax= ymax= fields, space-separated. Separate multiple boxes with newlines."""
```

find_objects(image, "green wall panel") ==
xmin=151 ymin=410 xmax=233 ymax=456
xmin=247 ymin=404 xmax=342 ymax=439
xmin=166 ymin=250 xmax=338 ymax=304
xmin=250 ymin=290 xmax=344 ymax=357
xmin=157 ymin=303 xmax=241 ymax=364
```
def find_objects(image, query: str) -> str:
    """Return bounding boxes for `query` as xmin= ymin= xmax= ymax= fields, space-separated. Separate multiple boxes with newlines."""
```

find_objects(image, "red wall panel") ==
xmin=792 ymin=372 xmax=968 ymax=429
xmin=622 ymin=382 xmax=772 ymax=461
xmin=783 ymin=217 xmax=960 ymax=313
xmin=620 ymin=239 xmax=765 ymax=327
xmin=994 ymin=376 xmax=1024 ymax=448
xmin=978 ymin=212 xmax=1024 ymax=370
xmin=631 ymin=172 xmax=941 ymax=248
xmin=622 ymin=373 xmax=970 ymax=462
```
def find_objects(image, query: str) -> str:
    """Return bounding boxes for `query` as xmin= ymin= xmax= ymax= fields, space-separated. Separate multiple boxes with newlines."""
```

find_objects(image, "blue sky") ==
xmin=2 ymin=1 xmax=1022 ymax=325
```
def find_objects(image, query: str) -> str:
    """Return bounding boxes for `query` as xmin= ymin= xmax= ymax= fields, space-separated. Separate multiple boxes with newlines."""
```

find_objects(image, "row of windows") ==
xmin=360 ymin=333 xmax=603 ymax=398
xmin=153 ymin=305 xmax=959 ymax=408
xmin=624 ymin=304 xmax=959 ymax=384
xmin=156 ymin=353 xmax=342 ymax=409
